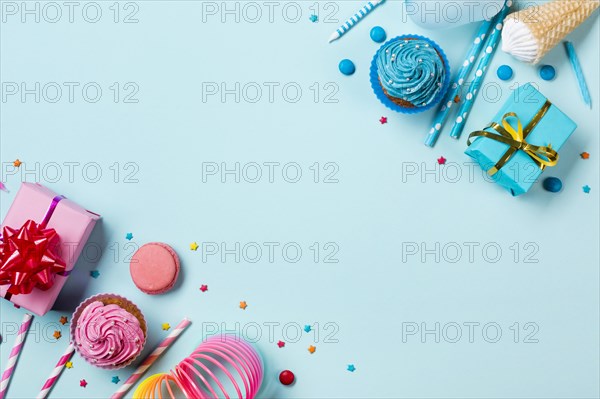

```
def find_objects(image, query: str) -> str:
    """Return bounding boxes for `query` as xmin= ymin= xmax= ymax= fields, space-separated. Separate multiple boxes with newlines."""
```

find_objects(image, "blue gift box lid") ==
xmin=464 ymin=83 xmax=577 ymax=196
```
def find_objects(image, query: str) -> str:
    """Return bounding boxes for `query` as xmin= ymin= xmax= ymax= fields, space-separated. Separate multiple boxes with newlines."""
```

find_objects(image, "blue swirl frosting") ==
xmin=376 ymin=38 xmax=446 ymax=107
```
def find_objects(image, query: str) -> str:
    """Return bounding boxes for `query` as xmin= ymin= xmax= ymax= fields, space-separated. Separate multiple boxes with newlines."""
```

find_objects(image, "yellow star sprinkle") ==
xmin=190 ymin=242 xmax=199 ymax=251
xmin=65 ymin=361 xmax=73 ymax=369
xmin=53 ymin=330 xmax=62 ymax=340
xmin=239 ymin=301 xmax=247 ymax=310
xmin=162 ymin=323 xmax=171 ymax=331
xmin=308 ymin=345 xmax=316 ymax=354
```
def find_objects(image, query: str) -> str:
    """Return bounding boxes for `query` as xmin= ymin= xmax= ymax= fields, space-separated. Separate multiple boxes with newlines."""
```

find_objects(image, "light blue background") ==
xmin=1 ymin=1 xmax=599 ymax=398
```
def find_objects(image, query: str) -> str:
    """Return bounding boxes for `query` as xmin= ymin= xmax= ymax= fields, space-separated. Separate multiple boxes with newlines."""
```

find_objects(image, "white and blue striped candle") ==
xmin=449 ymin=2 xmax=512 ymax=140
xmin=328 ymin=0 xmax=385 ymax=43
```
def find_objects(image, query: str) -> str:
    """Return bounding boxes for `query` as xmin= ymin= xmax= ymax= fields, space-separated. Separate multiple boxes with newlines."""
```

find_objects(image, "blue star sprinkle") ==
xmin=347 ymin=364 xmax=356 ymax=372
xmin=111 ymin=376 xmax=120 ymax=384
xmin=125 ymin=232 xmax=133 ymax=240
xmin=90 ymin=270 xmax=100 ymax=279
xmin=309 ymin=14 xmax=318 ymax=23
xmin=304 ymin=325 xmax=311 ymax=333
xmin=583 ymin=185 xmax=591 ymax=194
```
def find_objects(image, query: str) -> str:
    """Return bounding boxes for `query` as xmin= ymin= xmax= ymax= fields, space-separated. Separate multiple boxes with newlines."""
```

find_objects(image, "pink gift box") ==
xmin=1 ymin=183 xmax=100 ymax=315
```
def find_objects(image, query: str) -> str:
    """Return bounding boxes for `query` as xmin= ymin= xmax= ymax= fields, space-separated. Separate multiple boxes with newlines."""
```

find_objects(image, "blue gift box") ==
xmin=465 ymin=83 xmax=577 ymax=196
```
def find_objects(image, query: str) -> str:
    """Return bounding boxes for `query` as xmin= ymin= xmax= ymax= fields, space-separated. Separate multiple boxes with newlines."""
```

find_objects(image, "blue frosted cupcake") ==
xmin=371 ymin=35 xmax=450 ymax=114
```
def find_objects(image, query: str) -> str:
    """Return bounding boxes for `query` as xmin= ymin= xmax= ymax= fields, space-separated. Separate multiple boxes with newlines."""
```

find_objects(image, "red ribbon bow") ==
xmin=0 ymin=220 xmax=66 ymax=295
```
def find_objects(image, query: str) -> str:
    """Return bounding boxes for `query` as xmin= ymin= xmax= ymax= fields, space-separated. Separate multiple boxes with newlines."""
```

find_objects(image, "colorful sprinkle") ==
xmin=379 ymin=116 xmax=388 ymax=124
xmin=453 ymin=95 xmax=460 ymax=103
xmin=437 ymin=156 xmax=447 ymax=165
xmin=239 ymin=301 xmax=248 ymax=310
xmin=111 ymin=376 xmax=120 ymax=384
xmin=309 ymin=14 xmax=318 ymax=22
xmin=279 ymin=370 xmax=295 ymax=385
xmin=308 ymin=345 xmax=316 ymax=354
xmin=65 ymin=361 xmax=73 ymax=369
xmin=90 ymin=270 xmax=100 ymax=279
xmin=277 ymin=340 xmax=285 ymax=348
xmin=162 ymin=323 xmax=171 ymax=331
xmin=0 ymin=182 xmax=7 ymax=192
xmin=199 ymin=284 xmax=208 ymax=292
xmin=583 ymin=185 xmax=591 ymax=194
xmin=13 ymin=159 xmax=22 ymax=167
xmin=53 ymin=330 xmax=62 ymax=340
xmin=347 ymin=364 xmax=356 ymax=372
xmin=125 ymin=232 xmax=133 ymax=240
xmin=580 ymin=152 xmax=590 ymax=159
xmin=59 ymin=316 xmax=68 ymax=325
xmin=80 ymin=379 xmax=87 ymax=388
xmin=304 ymin=325 xmax=312 ymax=333
xmin=190 ymin=242 xmax=199 ymax=251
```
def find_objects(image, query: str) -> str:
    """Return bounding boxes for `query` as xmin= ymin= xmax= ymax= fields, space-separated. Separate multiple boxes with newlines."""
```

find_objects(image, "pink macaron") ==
xmin=130 ymin=242 xmax=180 ymax=295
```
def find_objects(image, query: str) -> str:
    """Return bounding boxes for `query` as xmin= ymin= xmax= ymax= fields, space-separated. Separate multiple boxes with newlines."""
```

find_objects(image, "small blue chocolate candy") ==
xmin=339 ymin=59 xmax=356 ymax=76
xmin=497 ymin=65 xmax=513 ymax=81
xmin=539 ymin=65 xmax=556 ymax=81
xmin=370 ymin=26 xmax=386 ymax=43
xmin=542 ymin=177 xmax=562 ymax=192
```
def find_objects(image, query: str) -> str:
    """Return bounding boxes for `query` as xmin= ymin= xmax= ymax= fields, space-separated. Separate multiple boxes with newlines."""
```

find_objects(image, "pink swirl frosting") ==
xmin=74 ymin=301 xmax=144 ymax=367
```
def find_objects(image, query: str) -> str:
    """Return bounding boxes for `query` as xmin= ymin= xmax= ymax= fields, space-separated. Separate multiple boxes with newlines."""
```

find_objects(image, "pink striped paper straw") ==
xmin=0 ymin=313 xmax=33 ymax=399
xmin=111 ymin=317 xmax=191 ymax=399
xmin=36 ymin=343 xmax=75 ymax=399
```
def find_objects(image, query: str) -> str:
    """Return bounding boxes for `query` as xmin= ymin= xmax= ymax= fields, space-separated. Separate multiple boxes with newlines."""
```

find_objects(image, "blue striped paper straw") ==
xmin=564 ymin=41 xmax=592 ymax=109
xmin=328 ymin=0 xmax=385 ymax=43
xmin=423 ymin=20 xmax=494 ymax=147
xmin=449 ymin=3 xmax=512 ymax=140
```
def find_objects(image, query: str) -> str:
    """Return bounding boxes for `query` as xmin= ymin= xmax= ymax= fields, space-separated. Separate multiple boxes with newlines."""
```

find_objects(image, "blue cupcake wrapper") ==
xmin=370 ymin=35 xmax=451 ymax=115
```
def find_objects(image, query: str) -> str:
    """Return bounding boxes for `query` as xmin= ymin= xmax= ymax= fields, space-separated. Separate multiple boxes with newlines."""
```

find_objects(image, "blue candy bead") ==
xmin=370 ymin=26 xmax=386 ymax=43
xmin=542 ymin=177 xmax=562 ymax=192
xmin=339 ymin=59 xmax=356 ymax=76
xmin=539 ymin=65 xmax=556 ymax=81
xmin=497 ymin=65 xmax=513 ymax=81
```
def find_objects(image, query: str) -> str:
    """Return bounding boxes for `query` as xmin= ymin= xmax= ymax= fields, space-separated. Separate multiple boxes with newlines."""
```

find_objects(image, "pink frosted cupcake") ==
xmin=71 ymin=294 xmax=146 ymax=369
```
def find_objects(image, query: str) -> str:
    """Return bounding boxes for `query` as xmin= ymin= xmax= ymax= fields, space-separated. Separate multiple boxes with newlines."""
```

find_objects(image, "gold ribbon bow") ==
xmin=467 ymin=100 xmax=559 ymax=176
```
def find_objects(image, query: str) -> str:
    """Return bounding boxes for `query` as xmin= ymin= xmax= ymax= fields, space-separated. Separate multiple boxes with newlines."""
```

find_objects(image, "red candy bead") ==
xmin=279 ymin=370 xmax=295 ymax=386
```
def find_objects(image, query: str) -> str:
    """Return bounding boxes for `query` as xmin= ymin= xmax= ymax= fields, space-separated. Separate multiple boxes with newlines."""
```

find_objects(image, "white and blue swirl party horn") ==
xmin=328 ymin=0 xmax=385 ymax=43
xmin=449 ymin=1 xmax=512 ymax=140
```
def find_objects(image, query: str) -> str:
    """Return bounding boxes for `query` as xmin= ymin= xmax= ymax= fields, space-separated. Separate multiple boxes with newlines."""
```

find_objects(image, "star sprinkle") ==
xmin=437 ymin=156 xmax=447 ymax=165
xmin=583 ymin=185 xmax=591 ymax=194
xmin=125 ymin=232 xmax=133 ymax=240
xmin=200 ymin=284 xmax=208 ymax=292
xmin=277 ymin=340 xmax=285 ymax=348
xmin=309 ymin=14 xmax=318 ymax=22
xmin=379 ymin=116 xmax=388 ymax=124
xmin=162 ymin=323 xmax=171 ymax=331
xmin=90 ymin=270 xmax=100 ymax=279
xmin=65 ymin=361 xmax=73 ymax=369
xmin=59 ymin=316 xmax=68 ymax=325
xmin=190 ymin=242 xmax=199 ymax=251
xmin=53 ymin=330 xmax=62 ymax=340
xmin=239 ymin=301 xmax=248 ymax=310
xmin=308 ymin=345 xmax=316 ymax=354
xmin=80 ymin=379 xmax=87 ymax=388
xmin=580 ymin=152 xmax=590 ymax=159
xmin=347 ymin=364 xmax=356 ymax=372
xmin=304 ymin=325 xmax=311 ymax=333
xmin=454 ymin=95 xmax=460 ymax=103
xmin=13 ymin=159 xmax=22 ymax=167
xmin=111 ymin=376 xmax=120 ymax=384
